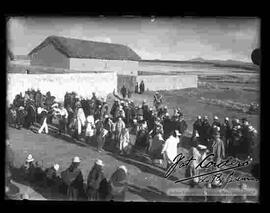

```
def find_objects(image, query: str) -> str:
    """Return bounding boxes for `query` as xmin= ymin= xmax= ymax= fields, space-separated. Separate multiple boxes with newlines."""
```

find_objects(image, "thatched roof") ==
xmin=28 ymin=35 xmax=141 ymax=61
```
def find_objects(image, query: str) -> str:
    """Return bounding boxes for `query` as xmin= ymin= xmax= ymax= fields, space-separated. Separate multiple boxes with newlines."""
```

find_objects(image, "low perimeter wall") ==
xmin=7 ymin=72 xmax=117 ymax=105
xmin=136 ymin=74 xmax=198 ymax=91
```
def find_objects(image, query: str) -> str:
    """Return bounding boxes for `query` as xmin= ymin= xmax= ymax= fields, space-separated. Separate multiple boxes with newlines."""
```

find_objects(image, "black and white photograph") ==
xmin=6 ymin=16 xmax=260 ymax=202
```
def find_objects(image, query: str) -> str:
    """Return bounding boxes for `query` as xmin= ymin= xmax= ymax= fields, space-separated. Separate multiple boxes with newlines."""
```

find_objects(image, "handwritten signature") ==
xmin=164 ymin=153 xmax=257 ymax=186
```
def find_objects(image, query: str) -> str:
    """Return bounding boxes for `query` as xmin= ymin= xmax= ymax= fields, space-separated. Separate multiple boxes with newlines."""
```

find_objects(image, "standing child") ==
xmin=85 ymin=115 xmax=95 ymax=144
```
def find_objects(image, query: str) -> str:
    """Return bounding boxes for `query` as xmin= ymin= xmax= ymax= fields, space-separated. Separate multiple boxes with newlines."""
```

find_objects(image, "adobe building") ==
xmin=28 ymin=35 xmax=140 ymax=92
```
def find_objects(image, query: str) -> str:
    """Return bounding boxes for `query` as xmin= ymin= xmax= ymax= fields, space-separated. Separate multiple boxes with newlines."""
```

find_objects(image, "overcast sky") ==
xmin=7 ymin=17 xmax=260 ymax=62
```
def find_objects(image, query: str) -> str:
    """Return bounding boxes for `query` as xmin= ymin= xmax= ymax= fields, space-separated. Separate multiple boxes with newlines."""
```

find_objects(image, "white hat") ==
xmin=195 ymin=132 xmax=200 ymax=138
xmin=87 ymin=115 xmax=94 ymax=123
xmin=235 ymin=119 xmax=240 ymax=123
xmin=197 ymin=115 xmax=202 ymax=119
xmin=197 ymin=144 xmax=207 ymax=150
xmin=95 ymin=159 xmax=104 ymax=167
xmin=119 ymin=165 xmax=127 ymax=174
xmin=26 ymin=154 xmax=34 ymax=162
xmin=214 ymin=116 xmax=218 ymax=120
xmin=37 ymin=107 xmax=43 ymax=114
xmin=165 ymin=112 xmax=170 ymax=117
xmin=19 ymin=106 xmax=24 ymax=110
xmin=225 ymin=117 xmax=229 ymax=121
xmin=175 ymin=130 xmax=181 ymax=136
xmin=73 ymin=156 xmax=80 ymax=163
xmin=216 ymin=126 xmax=220 ymax=131
xmin=51 ymin=103 xmax=58 ymax=108
xmin=53 ymin=164 xmax=60 ymax=171
xmin=164 ymin=106 xmax=168 ymax=109
xmin=104 ymin=114 xmax=109 ymax=118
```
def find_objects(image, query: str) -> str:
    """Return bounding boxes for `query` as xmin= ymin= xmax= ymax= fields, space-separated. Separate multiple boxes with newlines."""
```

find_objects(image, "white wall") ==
xmin=70 ymin=58 xmax=138 ymax=76
xmin=136 ymin=75 xmax=198 ymax=91
xmin=7 ymin=72 xmax=117 ymax=105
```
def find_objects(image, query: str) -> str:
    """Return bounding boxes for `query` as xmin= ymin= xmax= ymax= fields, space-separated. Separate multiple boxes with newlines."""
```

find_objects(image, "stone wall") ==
xmin=136 ymin=74 xmax=198 ymax=91
xmin=7 ymin=72 xmax=117 ymax=105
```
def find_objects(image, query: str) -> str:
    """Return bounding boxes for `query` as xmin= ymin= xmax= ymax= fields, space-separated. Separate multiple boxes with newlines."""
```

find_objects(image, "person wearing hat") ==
xmin=123 ymin=102 xmax=132 ymax=127
xmin=38 ymin=106 xmax=49 ymax=134
xmin=139 ymin=80 xmax=145 ymax=94
xmin=61 ymin=156 xmax=84 ymax=200
xmin=110 ymin=100 xmax=120 ymax=122
xmin=85 ymin=115 xmax=95 ymax=144
xmin=45 ymin=163 xmax=60 ymax=187
xmin=211 ymin=132 xmax=225 ymax=165
xmin=201 ymin=116 xmax=212 ymax=149
xmin=103 ymin=115 xmax=114 ymax=142
xmin=135 ymin=82 xmax=140 ymax=94
xmin=149 ymin=130 xmax=165 ymax=161
xmin=74 ymin=102 xmax=86 ymax=140
xmin=22 ymin=154 xmax=36 ymax=181
xmin=240 ymin=124 xmax=257 ymax=161
xmin=119 ymin=128 xmax=131 ymax=155
xmin=161 ymin=130 xmax=181 ymax=170
xmin=16 ymin=105 xmax=26 ymax=130
xmin=175 ymin=114 xmax=188 ymax=135
xmin=210 ymin=116 xmax=221 ymax=139
xmin=120 ymin=84 xmax=127 ymax=99
xmin=114 ymin=117 xmax=126 ymax=150
xmin=163 ymin=112 xmax=173 ymax=140
xmin=86 ymin=159 xmax=105 ymax=201
xmin=58 ymin=103 xmax=68 ymax=135
xmin=153 ymin=91 xmax=163 ymax=111
xmin=220 ymin=117 xmax=231 ymax=157
xmin=134 ymin=117 xmax=148 ymax=151
xmin=108 ymin=165 xmax=128 ymax=201
xmin=97 ymin=124 xmax=109 ymax=152
xmin=228 ymin=123 xmax=243 ymax=158
xmin=186 ymin=144 xmax=208 ymax=185
xmin=192 ymin=115 xmax=203 ymax=141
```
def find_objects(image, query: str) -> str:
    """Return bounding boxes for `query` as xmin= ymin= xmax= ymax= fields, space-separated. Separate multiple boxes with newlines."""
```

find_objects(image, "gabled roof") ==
xmin=28 ymin=35 xmax=141 ymax=61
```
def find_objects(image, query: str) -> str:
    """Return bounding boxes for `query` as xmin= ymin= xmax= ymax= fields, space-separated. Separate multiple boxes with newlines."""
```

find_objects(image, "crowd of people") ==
xmin=6 ymin=88 xmax=259 ymax=200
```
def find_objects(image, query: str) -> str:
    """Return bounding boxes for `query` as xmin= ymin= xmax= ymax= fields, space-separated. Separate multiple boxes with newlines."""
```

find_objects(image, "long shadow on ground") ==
xmin=107 ymin=152 xmax=188 ymax=184
xmin=30 ymin=123 xmax=88 ymax=148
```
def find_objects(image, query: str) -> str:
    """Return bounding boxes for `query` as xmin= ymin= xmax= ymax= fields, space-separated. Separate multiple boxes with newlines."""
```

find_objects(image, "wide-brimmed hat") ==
xmin=95 ymin=159 xmax=104 ymax=167
xmin=118 ymin=165 xmax=127 ymax=174
xmin=175 ymin=130 xmax=181 ymax=136
xmin=53 ymin=164 xmax=60 ymax=171
xmin=51 ymin=103 xmax=58 ymax=108
xmin=26 ymin=154 xmax=34 ymax=163
xmin=72 ymin=156 xmax=80 ymax=163
xmin=197 ymin=144 xmax=207 ymax=150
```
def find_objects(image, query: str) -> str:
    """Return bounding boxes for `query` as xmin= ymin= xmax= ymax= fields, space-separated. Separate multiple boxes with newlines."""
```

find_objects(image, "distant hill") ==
xmin=189 ymin=57 xmax=259 ymax=71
